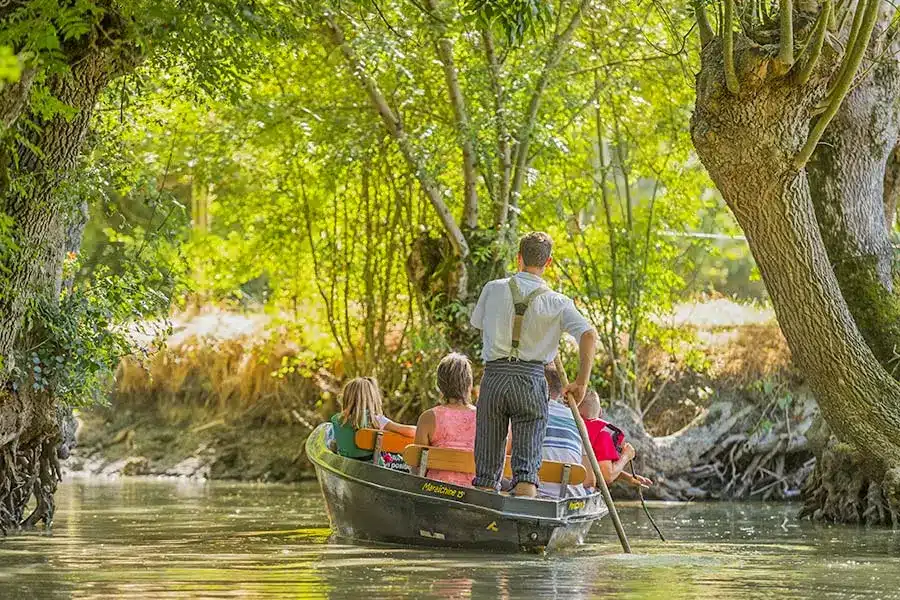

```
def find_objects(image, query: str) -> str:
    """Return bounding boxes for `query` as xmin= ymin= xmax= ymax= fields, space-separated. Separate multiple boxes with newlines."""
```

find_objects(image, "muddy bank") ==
xmin=67 ymin=306 xmax=817 ymax=499
xmin=68 ymin=407 xmax=317 ymax=482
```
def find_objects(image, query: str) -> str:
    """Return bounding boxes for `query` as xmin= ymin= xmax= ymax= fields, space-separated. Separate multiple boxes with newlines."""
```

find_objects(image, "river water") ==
xmin=1 ymin=478 xmax=898 ymax=599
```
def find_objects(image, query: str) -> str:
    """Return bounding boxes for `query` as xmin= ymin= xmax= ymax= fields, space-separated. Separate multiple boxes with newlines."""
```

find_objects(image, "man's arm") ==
xmin=563 ymin=328 xmax=597 ymax=403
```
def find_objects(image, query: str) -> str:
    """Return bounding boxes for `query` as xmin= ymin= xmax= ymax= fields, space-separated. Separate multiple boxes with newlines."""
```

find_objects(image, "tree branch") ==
xmin=820 ymin=0 xmax=869 ymax=107
xmin=0 ymin=66 xmax=36 ymax=131
xmin=884 ymin=141 xmax=900 ymax=228
xmin=794 ymin=0 xmax=881 ymax=168
xmin=507 ymin=0 xmax=590 ymax=229
xmin=796 ymin=0 xmax=832 ymax=84
xmin=693 ymin=0 xmax=714 ymax=47
xmin=481 ymin=26 xmax=513 ymax=228
xmin=724 ymin=0 xmax=741 ymax=93
xmin=323 ymin=12 xmax=470 ymax=260
xmin=424 ymin=0 xmax=479 ymax=229
xmin=777 ymin=0 xmax=795 ymax=69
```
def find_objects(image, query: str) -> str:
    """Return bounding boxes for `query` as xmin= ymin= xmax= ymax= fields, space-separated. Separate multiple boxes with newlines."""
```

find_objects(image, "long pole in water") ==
xmin=553 ymin=353 xmax=632 ymax=553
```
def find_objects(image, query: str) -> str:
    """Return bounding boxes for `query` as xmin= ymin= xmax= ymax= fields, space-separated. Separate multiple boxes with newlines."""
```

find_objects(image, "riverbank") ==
xmin=67 ymin=301 xmax=816 ymax=499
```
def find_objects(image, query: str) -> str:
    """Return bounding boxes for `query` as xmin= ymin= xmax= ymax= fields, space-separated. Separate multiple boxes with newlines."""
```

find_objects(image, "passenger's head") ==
xmin=579 ymin=389 xmax=602 ymax=420
xmin=517 ymin=232 xmax=553 ymax=273
xmin=340 ymin=376 xmax=384 ymax=429
xmin=437 ymin=352 xmax=473 ymax=403
xmin=544 ymin=364 xmax=563 ymax=400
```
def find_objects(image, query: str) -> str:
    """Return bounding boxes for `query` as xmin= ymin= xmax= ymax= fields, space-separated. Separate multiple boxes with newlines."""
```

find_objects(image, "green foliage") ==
xmin=19 ymin=260 xmax=171 ymax=407
xmin=0 ymin=0 xmax=754 ymax=419
xmin=0 ymin=46 xmax=22 ymax=84
xmin=68 ymin=0 xmax=737 ymax=396
xmin=467 ymin=0 xmax=553 ymax=44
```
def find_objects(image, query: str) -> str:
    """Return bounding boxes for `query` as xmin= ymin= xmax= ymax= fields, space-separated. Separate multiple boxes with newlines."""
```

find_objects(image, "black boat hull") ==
xmin=306 ymin=424 xmax=607 ymax=552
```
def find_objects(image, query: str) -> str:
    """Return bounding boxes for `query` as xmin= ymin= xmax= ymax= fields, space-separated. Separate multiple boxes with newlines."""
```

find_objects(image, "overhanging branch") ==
xmin=323 ymin=12 xmax=470 ymax=260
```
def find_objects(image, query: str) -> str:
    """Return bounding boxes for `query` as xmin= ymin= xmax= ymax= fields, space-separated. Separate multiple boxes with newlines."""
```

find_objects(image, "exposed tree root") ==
xmin=0 ymin=440 xmax=59 ymax=532
xmin=607 ymin=391 xmax=817 ymax=502
xmin=0 ymin=397 xmax=72 ymax=533
xmin=799 ymin=437 xmax=900 ymax=527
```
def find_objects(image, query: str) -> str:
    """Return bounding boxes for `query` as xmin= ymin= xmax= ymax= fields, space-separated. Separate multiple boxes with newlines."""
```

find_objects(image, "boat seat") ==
xmin=354 ymin=429 xmax=415 ymax=454
xmin=402 ymin=445 xmax=587 ymax=485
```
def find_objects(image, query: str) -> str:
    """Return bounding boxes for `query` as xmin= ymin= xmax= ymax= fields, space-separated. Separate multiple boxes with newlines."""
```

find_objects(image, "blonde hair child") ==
xmin=330 ymin=377 xmax=416 ymax=460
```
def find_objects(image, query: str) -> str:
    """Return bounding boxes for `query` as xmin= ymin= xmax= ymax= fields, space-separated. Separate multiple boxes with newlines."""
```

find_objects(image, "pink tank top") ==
xmin=426 ymin=405 xmax=477 ymax=488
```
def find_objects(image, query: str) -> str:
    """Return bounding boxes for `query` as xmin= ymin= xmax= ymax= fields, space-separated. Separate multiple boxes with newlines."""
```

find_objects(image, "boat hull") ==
xmin=307 ymin=424 xmax=606 ymax=552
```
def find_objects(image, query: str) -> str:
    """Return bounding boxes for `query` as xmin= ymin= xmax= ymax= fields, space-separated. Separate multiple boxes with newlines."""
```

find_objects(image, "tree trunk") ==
xmin=0 ymin=48 xmax=118 ymax=530
xmin=884 ymin=143 xmax=900 ymax=228
xmin=691 ymin=38 xmax=900 ymax=524
xmin=807 ymin=50 xmax=900 ymax=372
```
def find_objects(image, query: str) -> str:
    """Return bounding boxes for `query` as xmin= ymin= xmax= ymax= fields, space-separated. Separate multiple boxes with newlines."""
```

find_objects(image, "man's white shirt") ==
xmin=470 ymin=272 xmax=592 ymax=364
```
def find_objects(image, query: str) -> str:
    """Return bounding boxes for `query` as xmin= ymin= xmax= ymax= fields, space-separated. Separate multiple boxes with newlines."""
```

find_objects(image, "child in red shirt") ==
xmin=579 ymin=391 xmax=652 ymax=489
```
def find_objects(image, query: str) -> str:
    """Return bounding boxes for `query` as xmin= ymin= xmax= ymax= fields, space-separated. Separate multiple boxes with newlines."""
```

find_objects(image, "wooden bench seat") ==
xmin=402 ymin=444 xmax=586 ymax=488
xmin=354 ymin=428 xmax=415 ymax=455
xmin=353 ymin=430 xmax=587 ymax=497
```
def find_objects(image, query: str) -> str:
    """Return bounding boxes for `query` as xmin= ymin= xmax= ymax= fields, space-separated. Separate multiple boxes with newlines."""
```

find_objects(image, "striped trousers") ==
xmin=473 ymin=360 xmax=549 ymax=489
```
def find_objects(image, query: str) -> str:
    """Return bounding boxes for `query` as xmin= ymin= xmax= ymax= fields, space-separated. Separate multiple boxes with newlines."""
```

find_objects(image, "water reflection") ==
xmin=0 ymin=479 xmax=898 ymax=599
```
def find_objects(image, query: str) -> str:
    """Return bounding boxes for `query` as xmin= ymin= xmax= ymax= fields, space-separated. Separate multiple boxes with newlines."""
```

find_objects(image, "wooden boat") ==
xmin=306 ymin=423 xmax=608 ymax=552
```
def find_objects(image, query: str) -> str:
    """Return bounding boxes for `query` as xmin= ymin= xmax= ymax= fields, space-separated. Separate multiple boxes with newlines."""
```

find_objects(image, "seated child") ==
xmin=414 ymin=353 xmax=477 ymax=487
xmin=330 ymin=376 xmax=416 ymax=472
xmin=579 ymin=390 xmax=652 ymax=489
xmin=539 ymin=364 xmax=596 ymax=499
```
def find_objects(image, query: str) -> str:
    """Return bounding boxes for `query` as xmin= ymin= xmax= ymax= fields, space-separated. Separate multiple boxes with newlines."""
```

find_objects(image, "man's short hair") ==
xmin=519 ymin=232 xmax=553 ymax=267
xmin=436 ymin=352 xmax=473 ymax=401
xmin=544 ymin=364 xmax=563 ymax=400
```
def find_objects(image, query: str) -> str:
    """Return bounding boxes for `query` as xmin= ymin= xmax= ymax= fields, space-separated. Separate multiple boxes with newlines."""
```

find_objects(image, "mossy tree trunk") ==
xmin=799 ymin=46 xmax=900 ymax=523
xmin=0 ymin=13 xmax=131 ymax=531
xmin=807 ymin=54 xmax=900 ymax=371
xmin=691 ymin=7 xmax=900 ymax=523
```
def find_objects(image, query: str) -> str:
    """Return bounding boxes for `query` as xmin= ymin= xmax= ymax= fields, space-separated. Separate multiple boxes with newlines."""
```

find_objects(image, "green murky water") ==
xmin=1 ymin=478 xmax=898 ymax=599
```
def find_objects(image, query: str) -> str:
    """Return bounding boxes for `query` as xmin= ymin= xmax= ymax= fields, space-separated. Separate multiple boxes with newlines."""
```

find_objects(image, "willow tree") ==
xmin=690 ymin=0 xmax=900 ymax=523
xmin=319 ymin=0 xmax=592 ymax=309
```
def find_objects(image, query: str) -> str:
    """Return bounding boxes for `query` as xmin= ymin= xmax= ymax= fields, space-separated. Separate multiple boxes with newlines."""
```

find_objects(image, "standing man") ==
xmin=470 ymin=232 xmax=597 ymax=497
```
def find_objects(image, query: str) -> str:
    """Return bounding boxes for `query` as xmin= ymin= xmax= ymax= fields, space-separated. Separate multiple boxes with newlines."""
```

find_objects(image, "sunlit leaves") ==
xmin=465 ymin=0 xmax=553 ymax=44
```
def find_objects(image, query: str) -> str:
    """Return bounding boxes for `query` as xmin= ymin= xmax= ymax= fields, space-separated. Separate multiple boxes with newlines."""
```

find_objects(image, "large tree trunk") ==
xmin=807 ymin=48 xmax=900 ymax=372
xmin=691 ymin=38 xmax=900 ymax=524
xmin=0 ymin=41 xmax=121 ymax=531
xmin=798 ymin=36 xmax=900 ymax=524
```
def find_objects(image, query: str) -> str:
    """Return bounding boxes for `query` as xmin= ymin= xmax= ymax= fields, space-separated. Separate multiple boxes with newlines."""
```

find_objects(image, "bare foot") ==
xmin=512 ymin=482 xmax=537 ymax=497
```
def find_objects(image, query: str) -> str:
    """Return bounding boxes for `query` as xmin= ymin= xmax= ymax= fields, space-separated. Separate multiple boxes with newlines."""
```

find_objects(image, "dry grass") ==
xmin=713 ymin=324 xmax=793 ymax=384
xmin=116 ymin=335 xmax=338 ymax=427
xmin=639 ymin=319 xmax=796 ymax=437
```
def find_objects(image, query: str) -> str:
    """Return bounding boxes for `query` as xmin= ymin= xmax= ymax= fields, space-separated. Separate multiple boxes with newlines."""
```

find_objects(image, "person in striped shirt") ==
xmin=538 ymin=365 xmax=596 ymax=499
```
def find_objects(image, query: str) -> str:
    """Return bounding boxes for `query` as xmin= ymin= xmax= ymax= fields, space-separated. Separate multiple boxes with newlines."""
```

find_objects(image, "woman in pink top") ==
xmin=415 ymin=353 xmax=477 ymax=487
